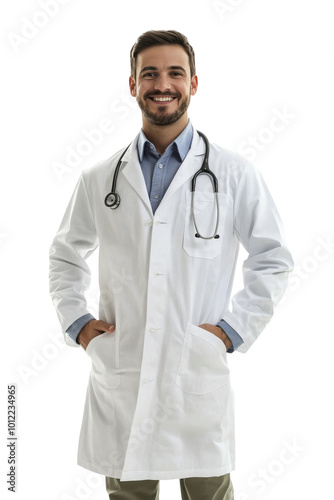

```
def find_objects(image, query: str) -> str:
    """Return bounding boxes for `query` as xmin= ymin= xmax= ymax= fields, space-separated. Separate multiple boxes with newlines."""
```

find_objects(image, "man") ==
xmin=49 ymin=30 xmax=293 ymax=500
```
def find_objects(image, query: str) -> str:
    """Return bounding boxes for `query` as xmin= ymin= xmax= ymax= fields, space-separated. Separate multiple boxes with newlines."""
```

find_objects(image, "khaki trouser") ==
xmin=106 ymin=474 xmax=234 ymax=499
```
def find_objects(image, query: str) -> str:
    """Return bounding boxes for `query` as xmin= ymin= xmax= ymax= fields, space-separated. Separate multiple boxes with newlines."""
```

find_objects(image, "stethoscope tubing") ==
xmin=104 ymin=143 xmax=131 ymax=209
xmin=111 ymin=143 xmax=131 ymax=193
xmin=191 ymin=187 xmax=220 ymax=240
xmin=192 ymin=131 xmax=220 ymax=239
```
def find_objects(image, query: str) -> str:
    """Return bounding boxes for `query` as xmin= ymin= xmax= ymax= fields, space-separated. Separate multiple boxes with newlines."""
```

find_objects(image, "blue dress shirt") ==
xmin=66 ymin=121 xmax=243 ymax=352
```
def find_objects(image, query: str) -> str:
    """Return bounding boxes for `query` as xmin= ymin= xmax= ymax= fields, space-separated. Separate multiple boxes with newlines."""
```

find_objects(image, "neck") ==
xmin=142 ymin=115 xmax=189 ymax=154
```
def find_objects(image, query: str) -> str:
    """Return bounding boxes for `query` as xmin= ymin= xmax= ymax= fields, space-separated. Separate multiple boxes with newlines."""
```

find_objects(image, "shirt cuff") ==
xmin=66 ymin=313 xmax=96 ymax=344
xmin=217 ymin=320 xmax=244 ymax=353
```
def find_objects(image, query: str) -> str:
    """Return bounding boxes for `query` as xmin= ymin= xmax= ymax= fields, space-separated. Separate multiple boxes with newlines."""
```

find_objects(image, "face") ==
xmin=129 ymin=44 xmax=198 ymax=127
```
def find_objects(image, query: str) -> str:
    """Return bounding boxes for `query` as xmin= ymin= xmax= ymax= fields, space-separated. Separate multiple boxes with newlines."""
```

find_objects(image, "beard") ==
xmin=136 ymin=91 xmax=191 ymax=126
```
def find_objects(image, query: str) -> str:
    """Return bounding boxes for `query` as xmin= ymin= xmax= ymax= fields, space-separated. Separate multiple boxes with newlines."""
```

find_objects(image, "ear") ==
xmin=129 ymin=76 xmax=136 ymax=96
xmin=190 ymin=75 xmax=198 ymax=96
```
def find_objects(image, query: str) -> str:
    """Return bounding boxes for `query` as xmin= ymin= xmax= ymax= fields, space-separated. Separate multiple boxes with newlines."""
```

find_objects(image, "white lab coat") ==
xmin=49 ymin=129 xmax=293 ymax=481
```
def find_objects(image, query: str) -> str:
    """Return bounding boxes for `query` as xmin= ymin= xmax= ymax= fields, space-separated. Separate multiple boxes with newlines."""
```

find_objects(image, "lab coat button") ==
xmin=149 ymin=327 xmax=161 ymax=333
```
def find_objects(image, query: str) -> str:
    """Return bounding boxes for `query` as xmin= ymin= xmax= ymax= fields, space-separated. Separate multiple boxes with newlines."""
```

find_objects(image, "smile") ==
xmin=149 ymin=96 xmax=176 ymax=102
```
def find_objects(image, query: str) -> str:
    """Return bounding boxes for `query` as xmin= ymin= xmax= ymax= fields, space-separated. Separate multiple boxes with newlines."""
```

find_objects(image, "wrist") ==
xmin=217 ymin=326 xmax=232 ymax=350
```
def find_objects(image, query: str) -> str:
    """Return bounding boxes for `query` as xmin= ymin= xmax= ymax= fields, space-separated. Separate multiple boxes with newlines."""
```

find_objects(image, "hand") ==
xmin=77 ymin=319 xmax=115 ymax=351
xmin=199 ymin=323 xmax=232 ymax=351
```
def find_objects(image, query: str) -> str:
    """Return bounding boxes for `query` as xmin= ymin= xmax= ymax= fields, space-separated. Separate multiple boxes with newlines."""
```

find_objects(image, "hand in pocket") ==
xmin=77 ymin=319 xmax=115 ymax=350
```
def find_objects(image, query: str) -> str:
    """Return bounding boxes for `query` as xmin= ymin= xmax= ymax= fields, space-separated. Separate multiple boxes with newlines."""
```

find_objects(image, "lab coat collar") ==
xmin=156 ymin=128 xmax=205 ymax=211
xmin=120 ymin=127 xmax=206 ymax=216
xmin=120 ymin=137 xmax=153 ymax=215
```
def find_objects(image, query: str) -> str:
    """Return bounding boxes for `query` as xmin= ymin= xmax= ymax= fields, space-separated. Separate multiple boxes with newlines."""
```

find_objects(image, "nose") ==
xmin=153 ymin=73 xmax=172 ymax=93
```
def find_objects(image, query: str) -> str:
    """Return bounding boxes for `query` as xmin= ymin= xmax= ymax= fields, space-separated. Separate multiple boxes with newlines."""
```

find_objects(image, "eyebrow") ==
xmin=139 ymin=65 xmax=186 ymax=75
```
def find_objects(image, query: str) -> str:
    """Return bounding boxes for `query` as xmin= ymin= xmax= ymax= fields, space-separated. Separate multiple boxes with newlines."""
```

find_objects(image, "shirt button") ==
xmin=153 ymin=195 xmax=159 ymax=199
xmin=158 ymin=164 xmax=163 ymax=169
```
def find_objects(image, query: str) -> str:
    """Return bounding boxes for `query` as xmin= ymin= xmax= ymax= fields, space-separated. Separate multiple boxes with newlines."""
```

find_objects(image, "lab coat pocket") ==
xmin=85 ymin=330 xmax=121 ymax=389
xmin=176 ymin=323 xmax=230 ymax=394
xmin=183 ymin=191 xmax=232 ymax=259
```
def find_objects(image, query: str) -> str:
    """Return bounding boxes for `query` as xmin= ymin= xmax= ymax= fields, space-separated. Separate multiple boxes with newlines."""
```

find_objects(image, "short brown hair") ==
xmin=130 ymin=30 xmax=196 ymax=79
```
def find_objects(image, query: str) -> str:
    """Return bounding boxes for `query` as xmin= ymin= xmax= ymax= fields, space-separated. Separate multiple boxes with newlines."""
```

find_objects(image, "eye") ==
xmin=143 ymin=72 xmax=157 ymax=78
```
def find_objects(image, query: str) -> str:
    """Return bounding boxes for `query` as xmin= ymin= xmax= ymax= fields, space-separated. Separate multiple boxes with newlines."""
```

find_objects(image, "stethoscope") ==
xmin=105 ymin=130 xmax=220 ymax=240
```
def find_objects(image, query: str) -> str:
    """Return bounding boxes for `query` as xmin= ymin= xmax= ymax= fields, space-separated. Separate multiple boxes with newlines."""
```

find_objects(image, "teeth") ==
xmin=152 ymin=97 xmax=174 ymax=102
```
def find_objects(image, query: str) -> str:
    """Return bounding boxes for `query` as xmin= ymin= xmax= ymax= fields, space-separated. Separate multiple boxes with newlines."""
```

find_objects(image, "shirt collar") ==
xmin=137 ymin=119 xmax=194 ymax=162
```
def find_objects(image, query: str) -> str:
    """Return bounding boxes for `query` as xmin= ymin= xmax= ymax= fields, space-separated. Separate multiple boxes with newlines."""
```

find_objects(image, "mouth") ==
xmin=148 ymin=96 xmax=177 ymax=103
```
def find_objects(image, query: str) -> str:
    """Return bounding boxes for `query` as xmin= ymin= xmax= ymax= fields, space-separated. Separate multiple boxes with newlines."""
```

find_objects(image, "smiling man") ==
xmin=49 ymin=30 xmax=293 ymax=500
xmin=132 ymin=43 xmax=197 ymax=133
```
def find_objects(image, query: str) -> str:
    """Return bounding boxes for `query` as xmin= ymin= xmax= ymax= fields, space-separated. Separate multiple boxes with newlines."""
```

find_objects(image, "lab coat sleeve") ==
xmin=222 ymin=162 xmax=294 ymax=353
xmin=49 ymin=173 xmax=99 ymax=347
xmin=66 ymin=313 xmax=96 ymax=344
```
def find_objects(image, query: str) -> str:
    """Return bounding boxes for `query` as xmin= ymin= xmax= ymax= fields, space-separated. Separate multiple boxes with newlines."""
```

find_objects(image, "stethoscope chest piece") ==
xmin=105 ymin=192 xmax=120 ymax=209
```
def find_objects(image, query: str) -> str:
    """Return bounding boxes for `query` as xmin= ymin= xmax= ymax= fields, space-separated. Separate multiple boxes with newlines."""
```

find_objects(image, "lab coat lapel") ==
xmin=119 ymin=130 xmax=206 ymax=216
xmin=120 ymin=135 xmax=153 ymax=215
xmin=156 ymin=130 xmax=205 ymax=209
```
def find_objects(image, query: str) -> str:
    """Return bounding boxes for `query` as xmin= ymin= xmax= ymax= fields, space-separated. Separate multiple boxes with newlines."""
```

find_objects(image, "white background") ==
xmin=1 ymin=0 xmax=333 ymax=498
